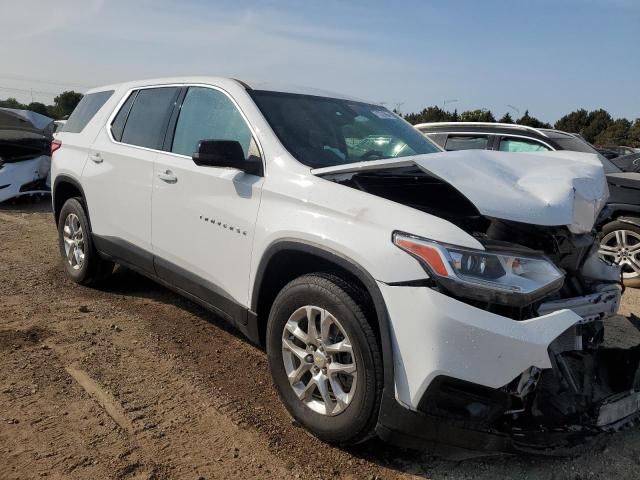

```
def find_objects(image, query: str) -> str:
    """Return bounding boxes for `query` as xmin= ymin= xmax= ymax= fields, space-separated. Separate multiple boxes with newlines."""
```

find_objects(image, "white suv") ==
xmin=52 ymin=77 xmax=639 ymax=454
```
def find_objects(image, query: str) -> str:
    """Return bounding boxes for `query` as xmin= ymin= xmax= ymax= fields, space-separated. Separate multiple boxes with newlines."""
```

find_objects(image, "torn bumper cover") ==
xmin=375 ymin=282 xmax=640 ymax=454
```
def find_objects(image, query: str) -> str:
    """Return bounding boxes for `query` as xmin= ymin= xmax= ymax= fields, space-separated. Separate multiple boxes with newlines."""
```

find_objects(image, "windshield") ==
xmin=250 ymin=90 xmax=440 ymax=168
xmin=553 ymin=136 xmax=621 ymax=174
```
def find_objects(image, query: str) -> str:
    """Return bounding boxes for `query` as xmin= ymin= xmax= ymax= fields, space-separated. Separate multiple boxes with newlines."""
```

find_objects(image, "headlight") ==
xmin=393 ymin=232 xmax=564 ymax=306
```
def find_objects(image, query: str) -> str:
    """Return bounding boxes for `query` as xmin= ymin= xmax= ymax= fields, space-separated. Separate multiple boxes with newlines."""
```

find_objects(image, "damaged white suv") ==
xmin=51 ymin=77 xmax=638 ymax=454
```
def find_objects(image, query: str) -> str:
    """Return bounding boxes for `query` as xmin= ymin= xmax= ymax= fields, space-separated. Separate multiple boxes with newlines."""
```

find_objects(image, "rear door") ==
xmin=151 ymin=85 xmax=264 ymax=314
xmin=82 ymin=86 xmax=180 ymax=271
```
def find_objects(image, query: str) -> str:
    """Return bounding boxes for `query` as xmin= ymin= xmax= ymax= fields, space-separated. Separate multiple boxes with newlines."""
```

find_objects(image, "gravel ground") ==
xmin=2 ymin=197 xmax=640 ymax=480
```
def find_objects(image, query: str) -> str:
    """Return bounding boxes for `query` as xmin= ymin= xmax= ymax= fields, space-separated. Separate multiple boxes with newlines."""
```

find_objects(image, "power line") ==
xmin=0 ymin=85 xmax=62 ymax=96
xmin=0 ymin=74 xmax=92 ymax=90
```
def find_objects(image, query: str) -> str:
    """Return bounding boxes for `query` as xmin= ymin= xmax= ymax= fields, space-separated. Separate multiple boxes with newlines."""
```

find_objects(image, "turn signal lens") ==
xmin=394 ymin=237 xmax=449 ymax=277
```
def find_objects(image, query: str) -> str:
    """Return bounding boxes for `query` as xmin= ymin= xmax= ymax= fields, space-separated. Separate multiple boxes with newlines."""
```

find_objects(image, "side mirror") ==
xmin=192 ymin=140 xmax=262 ymax=176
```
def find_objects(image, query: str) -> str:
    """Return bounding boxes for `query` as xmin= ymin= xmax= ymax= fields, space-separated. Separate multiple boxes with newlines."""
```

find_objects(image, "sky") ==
xmin=0 ymin=0 xmax=638 ymax=123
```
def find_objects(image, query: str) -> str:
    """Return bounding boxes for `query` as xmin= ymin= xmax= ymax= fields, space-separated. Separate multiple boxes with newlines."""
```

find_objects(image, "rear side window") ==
xmin=499 ymin=138 xmax=550 ymax=152
xmin=62 ymin=90 xmax=113 ymax=133
xmin=120 ymin=87 xmax=179 ymax=149
xmin=110 ymin=91 xmax=137 ymax=142
xmin=445 ymin=135 xmax=489 ymax=151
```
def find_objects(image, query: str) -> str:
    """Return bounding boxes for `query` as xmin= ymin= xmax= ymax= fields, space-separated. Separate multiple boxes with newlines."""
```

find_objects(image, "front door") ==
xmin=152 ymin=85 xmax=264 ymax=316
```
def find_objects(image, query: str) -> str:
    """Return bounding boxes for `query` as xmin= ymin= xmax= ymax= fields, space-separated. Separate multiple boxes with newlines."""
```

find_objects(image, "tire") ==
xmin=266 ymin=272 xmax=382 ymax=445
xmin=600 ymin=220 xmax=640 ymax=288
xmin=57 ymin=198 xmax=113 ymax=285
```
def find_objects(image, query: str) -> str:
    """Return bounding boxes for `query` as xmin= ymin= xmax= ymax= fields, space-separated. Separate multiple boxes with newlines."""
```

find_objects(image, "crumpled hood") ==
xmin=313 ymin=150 xmax=609 ymax=234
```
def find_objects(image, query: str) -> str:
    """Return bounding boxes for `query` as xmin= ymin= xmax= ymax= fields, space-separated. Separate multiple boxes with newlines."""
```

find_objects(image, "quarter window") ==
xmin=110 ymin=91 xmax=137 ymax=142
xmin=171 ymin=87 xmax=253 ymax=158
xmin=499 ymin=138 xmax=550 ymax=152
xmin=62 ymin=90 xmax=114 ymax=133
xmin=445 ymin=135 xmax=489 ymax=151
xmin=120 ymin=87 xmax=179 ymax=149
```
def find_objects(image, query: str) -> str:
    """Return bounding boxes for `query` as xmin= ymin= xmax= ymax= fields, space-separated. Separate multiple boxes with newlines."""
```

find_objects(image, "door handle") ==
xmin=89 ymin=153 xmax=103 ymax=164
xmin=157 ymin=169 xmax=178 ymax=184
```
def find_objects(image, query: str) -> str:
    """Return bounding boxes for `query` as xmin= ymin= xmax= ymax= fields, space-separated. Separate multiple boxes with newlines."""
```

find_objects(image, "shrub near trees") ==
xmin=0 ymin=91 xmax=83 ymax=120
xmin=405 ymin=106 xmax=640 ymax=147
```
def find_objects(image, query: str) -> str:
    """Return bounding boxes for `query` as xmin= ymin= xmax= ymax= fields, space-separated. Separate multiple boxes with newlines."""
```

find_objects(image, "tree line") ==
xmin=0 ymin=91 xmax=83 ymax=121
xmin=2 ymin=90 xmax=639 ymax=148
xmin=404 ymin=106 xmax=640 ymax=147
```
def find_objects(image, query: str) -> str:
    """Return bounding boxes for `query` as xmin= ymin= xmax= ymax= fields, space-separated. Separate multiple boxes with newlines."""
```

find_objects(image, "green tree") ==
xmin=516 ymin=110 xmax=551 ymax=128
xmin=627 ymin=119 xmax=640 ymax=148
xmin=582 ymin=109 xmax=613 ymax=143
xmin=498 ymin=112 xmax=514 ymax=124
xmin=0 ymin=97 xmax=26 ymax=109
xmin=459 ymin=109 xmax=495 ymax=122
xmin=595 ymin=118 xmax=631 ymax=146
xmin=555 ymin=109 xmax=589 ymax=133
xmin=27 ymin=102 xmax=50 ymax=117
xmin=50 ymin=90 xmax=83 ymax=119
xmin=404 ymin=105 xmax=457 ymax=124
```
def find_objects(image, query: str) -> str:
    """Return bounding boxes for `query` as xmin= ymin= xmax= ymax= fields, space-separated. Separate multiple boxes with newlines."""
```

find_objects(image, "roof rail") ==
xmin=413 ymin=122 xmax=549 ymax=138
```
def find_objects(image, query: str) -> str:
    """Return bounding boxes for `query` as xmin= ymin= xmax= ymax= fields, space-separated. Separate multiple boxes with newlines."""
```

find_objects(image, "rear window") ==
xmin=119 ymin=87 xmax=179 ymax=149
xmin=554 ymin=136 xmax=621 ymax=173
xmin=62 ymin=90 xmax=113 ymax=133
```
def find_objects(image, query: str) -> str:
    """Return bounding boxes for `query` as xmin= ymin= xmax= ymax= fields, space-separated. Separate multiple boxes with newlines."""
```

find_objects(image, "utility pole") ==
xmin=443 ymin=99 xmax=458 ymax=110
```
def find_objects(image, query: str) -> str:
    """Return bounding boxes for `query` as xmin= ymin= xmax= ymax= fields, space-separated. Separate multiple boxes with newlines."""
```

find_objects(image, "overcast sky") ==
xmin=0 ymin=0 xmax=638 ymax=122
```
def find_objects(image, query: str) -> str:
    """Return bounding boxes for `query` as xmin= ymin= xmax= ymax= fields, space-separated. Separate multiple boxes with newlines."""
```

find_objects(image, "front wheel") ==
xmin=266 ymin=273 xmax=382 ymax=445
xmin=599 ymin=220 xmax=640 ymax=287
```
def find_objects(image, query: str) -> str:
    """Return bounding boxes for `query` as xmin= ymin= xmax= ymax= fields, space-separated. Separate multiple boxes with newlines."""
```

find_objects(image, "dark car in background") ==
xmin=598 ymin=145 xmax=640 ymax=158
xmin=611 ymin=152 xmax=640 ymax=173
xmin=415 ymin=122 xmax=640 ymax=285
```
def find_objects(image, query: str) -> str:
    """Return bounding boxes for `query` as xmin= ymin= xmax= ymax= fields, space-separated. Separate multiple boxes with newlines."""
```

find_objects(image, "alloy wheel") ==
xmin=281 ymin=305 xmax=357 ymax=416
xmin=599 ymin=229 xmax=640 ymax=279
xmin=62 ymin=213 xmax=85 ymax=270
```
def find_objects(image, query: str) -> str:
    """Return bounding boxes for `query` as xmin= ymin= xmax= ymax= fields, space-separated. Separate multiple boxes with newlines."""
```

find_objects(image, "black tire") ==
xmin=266 ymin=272 xmax=383 ymax=445
xmin=601 ymin=220 xmax=640 ymax=288
xmin=57 ymin=198 xmax=113 ymax=285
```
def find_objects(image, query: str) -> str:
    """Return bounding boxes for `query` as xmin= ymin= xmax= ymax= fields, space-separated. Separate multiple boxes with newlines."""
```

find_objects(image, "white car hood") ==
xmin=312 ymin=150 xmax=609 ymax=234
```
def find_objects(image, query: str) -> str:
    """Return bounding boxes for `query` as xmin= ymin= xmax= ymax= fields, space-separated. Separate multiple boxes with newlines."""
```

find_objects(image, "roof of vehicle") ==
xmin=85 ymin=76 xmax=368 ymax=103
xmin=414 ymin=122 xmax=585 ymax=141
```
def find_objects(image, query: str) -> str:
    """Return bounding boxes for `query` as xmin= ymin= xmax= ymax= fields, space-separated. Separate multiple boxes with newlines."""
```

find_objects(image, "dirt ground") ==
xmin=2 ymin=197 xmax=640 ymax=480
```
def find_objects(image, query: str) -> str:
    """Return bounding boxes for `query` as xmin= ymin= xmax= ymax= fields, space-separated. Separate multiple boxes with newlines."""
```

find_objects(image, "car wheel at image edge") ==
xmin=266 ymin=273 xmax=383 ymax=445
xmin=600 ymin=220 xmax=640 ymax=288
xmin=57 ymin=197 xmax=113 ymax=285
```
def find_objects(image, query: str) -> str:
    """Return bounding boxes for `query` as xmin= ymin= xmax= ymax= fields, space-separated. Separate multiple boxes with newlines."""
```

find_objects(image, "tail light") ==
xmin=50 ymin=139 xmax=62 ymax=155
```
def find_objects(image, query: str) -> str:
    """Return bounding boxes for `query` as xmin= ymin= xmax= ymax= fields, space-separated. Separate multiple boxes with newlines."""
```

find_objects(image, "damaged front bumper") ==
xmin=376 ymin=281 xmax=640 ymax=454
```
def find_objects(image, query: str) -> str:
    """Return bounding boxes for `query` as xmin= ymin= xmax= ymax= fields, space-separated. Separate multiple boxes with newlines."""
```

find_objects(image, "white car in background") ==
xmin=51 ymin=77 xmax=638 ymax=454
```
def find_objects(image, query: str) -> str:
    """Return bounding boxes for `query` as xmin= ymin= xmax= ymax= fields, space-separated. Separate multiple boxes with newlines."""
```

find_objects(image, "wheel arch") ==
xmin=52 ymin=175 xmax=90 ymax=228
xmin=251 ymin=239 xmax=394 ymax=392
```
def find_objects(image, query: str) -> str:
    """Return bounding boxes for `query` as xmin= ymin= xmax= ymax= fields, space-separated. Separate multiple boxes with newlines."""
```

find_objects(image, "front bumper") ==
xmin=376 ymin=282 xmax=640 ymax=453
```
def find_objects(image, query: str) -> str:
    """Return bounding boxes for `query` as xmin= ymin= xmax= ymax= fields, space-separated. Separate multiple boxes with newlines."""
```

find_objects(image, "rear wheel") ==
xmin=57 ymin=198 xmax=113 ymax=285
xmin=266 ymin=273 xmax=382 ymax=445
xmin=599 ymin=220 xmax=640 ymax=287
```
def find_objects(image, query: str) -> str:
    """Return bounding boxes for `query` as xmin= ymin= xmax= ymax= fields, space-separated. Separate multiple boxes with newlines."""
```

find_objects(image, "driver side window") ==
xmin=171 ymin=87 xmax=255 ymax=159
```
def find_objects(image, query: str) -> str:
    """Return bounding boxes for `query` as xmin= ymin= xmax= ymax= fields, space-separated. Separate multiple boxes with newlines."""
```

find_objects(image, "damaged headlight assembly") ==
xmin=393 ymin=232 xmax=565 ymax=306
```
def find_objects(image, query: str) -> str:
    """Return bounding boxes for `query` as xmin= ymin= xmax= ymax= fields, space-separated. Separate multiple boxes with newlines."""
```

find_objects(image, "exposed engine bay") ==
xmin=318 ymin=158 xmax=640 ymax=453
